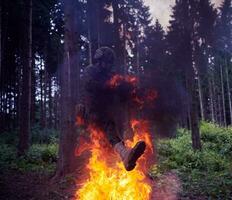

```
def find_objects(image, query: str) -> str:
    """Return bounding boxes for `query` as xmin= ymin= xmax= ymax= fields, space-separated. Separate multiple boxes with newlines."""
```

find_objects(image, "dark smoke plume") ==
xmin=141 ymin=69 xmax=187 ymax=138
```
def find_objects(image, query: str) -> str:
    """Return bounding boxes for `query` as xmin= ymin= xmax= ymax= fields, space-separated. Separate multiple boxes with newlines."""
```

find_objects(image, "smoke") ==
xmin=83 ymin=67 xmax=186 ymax=138
xmin=140 ymin=69 xmax=186 ymax=138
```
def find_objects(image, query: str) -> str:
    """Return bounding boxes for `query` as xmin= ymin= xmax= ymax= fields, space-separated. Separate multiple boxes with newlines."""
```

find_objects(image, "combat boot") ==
xmin=114 ymin=141 xmax=146 ymax=171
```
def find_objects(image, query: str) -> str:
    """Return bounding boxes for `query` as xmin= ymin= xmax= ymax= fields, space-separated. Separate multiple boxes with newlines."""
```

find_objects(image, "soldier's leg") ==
xmin=104 ymin=121 xmax=121 ymax=146
xmin=104 ymin=120 xmax=146 ymax=171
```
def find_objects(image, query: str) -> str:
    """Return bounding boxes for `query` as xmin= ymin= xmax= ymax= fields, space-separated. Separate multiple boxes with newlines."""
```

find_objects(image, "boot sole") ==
xmin=125 ymin=141 xmax=146 ymax=171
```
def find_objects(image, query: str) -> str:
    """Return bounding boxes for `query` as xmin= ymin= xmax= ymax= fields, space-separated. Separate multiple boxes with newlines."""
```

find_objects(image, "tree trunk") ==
xmin=48 ymin=75 xmax=53 ymax=128
xmin=18 ymin=0 xmax=32 ymax=155
xmin=136 ymin=33 xmax=140 ymax=77
xmin=112 ymin=2 xmax=124 ymax=73
xmin=218 ymin=94 xmax=222 ymax=125
xmin=43 ymin=70 xmax=48 ymax=128
xmin=185 ymin=77 xmax=191 ymax=130
xmin=55 ymin=0 xmax=80 ymax=177
xmin=220 ymin=64 xmax=226 ymax=126
xmin=208 ymin=76 xmax=215 ymax=123
xmin=54 ymin=92 xmax=59 ymax=130
xmin=197 ymin=74 xmax=205 ymax=121
xmin=212 ymin=73 xmax=218 ymax=123
xmin=225 ymin=61 xmax=232 ymax=125
xmin=0 ymin=2 xmax=1 ymax=80
xmin=190 ymin=38 xmax=201 ymax=150
xmin=0 ymin=2 xmax=2 ymax=130
xmin=40 ymin=65 xmax=45 ymax=128
xmin=87 ymin=0 xmax=92 ymax=65
xmin=190 ymin=78 xmax=202 ymax=150
xmin=31 ymin=57 xmax=36 ymax=125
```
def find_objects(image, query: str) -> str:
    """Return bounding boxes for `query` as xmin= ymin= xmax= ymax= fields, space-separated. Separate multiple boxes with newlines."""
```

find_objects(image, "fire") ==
xmin=75 ymin=73 xmax=156 ymax=199
xmin=132 ymin=89 xmax=158 ymax=109
xmin=107 ymin=74 xmax=158 ymax=110
xmin=75 ymin=120 xmax=154 ymax=200
xmin=76 ymin=116 xmax=85 ymax=126
xmin=107 ymin=74 xmax=138 ymax=88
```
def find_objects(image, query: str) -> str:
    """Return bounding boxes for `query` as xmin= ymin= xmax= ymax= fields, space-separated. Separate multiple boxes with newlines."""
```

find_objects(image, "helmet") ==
xmin=94 ymin=47 xmax=115 ymax=65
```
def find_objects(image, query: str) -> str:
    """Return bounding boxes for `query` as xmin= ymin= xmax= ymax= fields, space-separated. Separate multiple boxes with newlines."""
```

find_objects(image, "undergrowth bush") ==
xmin=31 ymin=124 xmax=59 ymax=144
xmin=0 ymin=131 xmax=18 ymax=145
xmin=0 ymin=143 xmax=58 ymax=173
xmin=0 ymin=126 xmax=59 ymax=173
xmin=153 ymin=122 xmax=232 ymax=199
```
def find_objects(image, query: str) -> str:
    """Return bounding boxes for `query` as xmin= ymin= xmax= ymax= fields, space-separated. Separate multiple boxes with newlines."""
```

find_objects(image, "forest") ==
xmin=0 ymin=0 xmax=232 ymax=199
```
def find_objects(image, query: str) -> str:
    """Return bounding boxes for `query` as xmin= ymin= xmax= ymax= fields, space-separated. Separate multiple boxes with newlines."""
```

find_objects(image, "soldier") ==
xmin=78 ymin=46 xmax=146 ymax=171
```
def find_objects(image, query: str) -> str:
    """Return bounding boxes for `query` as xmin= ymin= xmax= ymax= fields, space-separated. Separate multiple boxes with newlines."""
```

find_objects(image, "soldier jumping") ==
xmin=78 ymin=47 xmax=146 ymax=171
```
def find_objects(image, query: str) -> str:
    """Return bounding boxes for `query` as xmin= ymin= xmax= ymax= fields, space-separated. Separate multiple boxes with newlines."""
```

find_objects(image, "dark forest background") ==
xmin=0 ymin=0 xmax=232 ymax=199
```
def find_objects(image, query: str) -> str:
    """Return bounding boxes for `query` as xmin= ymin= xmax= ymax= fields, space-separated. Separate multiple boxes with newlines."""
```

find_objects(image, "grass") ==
xmin=0 ymin=142 xmax=58 ymax=173
xmin=151 ymin=122 xmax=232 ymax=199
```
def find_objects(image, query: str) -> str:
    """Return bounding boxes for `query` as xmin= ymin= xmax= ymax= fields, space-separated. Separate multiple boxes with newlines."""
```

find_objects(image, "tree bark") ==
xmin=18 ymin=0 xmax=32 ymax=155
xmin=0 ymin=2 xmax=2 ymax=131
xmin=43 ymin=70 xmax=48 ymax=128
xmin=0 ymin=1 xmax=1 ymax=80
xmin=136 ymin=33 xmax=140 ymax=77
xmin=220 ymin=64 xmax=226 ymax=126
xmin=218 ymin=94 xmax=222 ymax=125
xmin=208 ymin=76 xmax=215 ymax=123
xmin=225 ymin=61 xmax=232 ymax=125
xmin=212 ymin=73 xmax=218 ymax=123
xmin=190 ymin=77 xmax=202 ymax=150
xmin=197 ymin=74 xmax=205 ymax=121
xmin=112 ymin=2 xmax=124 ymax=73
xmin=87 ymin=0 xmax=92 ymax=65
xmin=54 ymin=92 xmax=59 ymax=130
xmin=55 ymin=0 xmax=80 ymax=177
xmin=48 ymin=75 xmax=53 ymax=128
xmin=190 ymin=36 xmax=201 ymax=150
xmin=40 ymin=64 xmax=45 ymax=128
xmin=186 ymin=60 xmax=201 ymax=150
xmin=31 ymin=57 xmax=36 ymax=124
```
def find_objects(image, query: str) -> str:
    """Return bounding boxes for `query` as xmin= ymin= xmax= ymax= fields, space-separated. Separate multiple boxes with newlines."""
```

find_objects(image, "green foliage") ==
xmin=0 ymin=125 xmax=58 ymax=173
xmin=0 ymin=144 xmax=17 ymax=168
xmin=0 ymin=125 xmax=59 ymax=147
xmin=0 ymin=131 xmax=18 ymax=145
xmin=153 ymin=122 xmax=232 ymax=199
xmin=201 ymin=121 xmax=232 ymax=158
xmin=31 ymin=124 xmax=59 ymax=144
xmin=26 ymin=144 xmax=58 ymax=163
xmin=0 ymin=143 xmax=58 ymax=173
xmin=0 ymin=126 xmax=59 ymax=173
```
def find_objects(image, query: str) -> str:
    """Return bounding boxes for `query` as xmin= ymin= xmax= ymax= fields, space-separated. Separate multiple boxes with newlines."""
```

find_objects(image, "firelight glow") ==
xmin=75 ymin=119 xmax=154 ymax=200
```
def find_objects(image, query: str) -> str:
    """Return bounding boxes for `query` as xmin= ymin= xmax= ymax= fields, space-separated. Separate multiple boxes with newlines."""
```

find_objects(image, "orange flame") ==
xmin=132 ymin=89 xmax=158 ymax=109
xmin=76 ymin=116 xmax=85 ymax=126
xmin=107 ymin=74 xmax=158 ymax=110
xmin=107 ymin=74 xmax=138 ymax=88
xmin=75 ymin=119 xmax=154 ymax=200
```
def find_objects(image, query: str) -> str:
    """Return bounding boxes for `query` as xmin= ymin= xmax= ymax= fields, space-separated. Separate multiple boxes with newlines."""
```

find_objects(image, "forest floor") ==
xmin=0 ymin=122 xmax=232 ymax=200
xmin=0 ymin=169 xmax=77 ymax=200
xmin=0 ymin=168 xmax=209 ymax=200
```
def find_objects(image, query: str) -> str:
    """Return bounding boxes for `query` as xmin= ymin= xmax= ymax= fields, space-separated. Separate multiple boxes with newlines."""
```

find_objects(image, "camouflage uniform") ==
xmin=79 ymin=47 xmax=146 ymax=171
xmin=80 ymin=47 xmax=122 ymax=146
